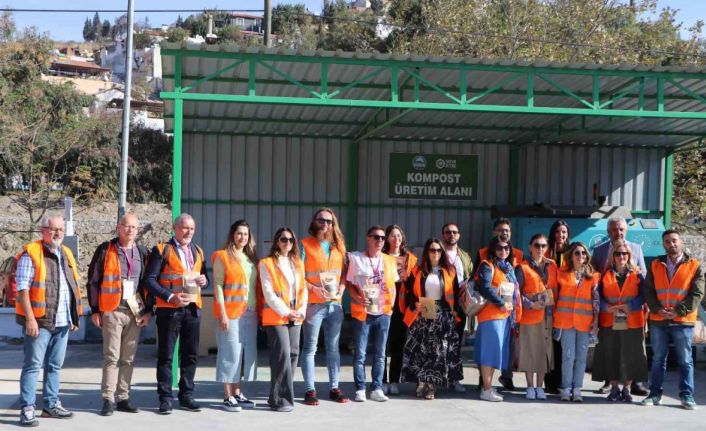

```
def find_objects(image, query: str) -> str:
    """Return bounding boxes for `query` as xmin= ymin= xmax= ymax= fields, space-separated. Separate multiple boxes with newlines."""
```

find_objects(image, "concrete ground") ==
xmin=1 ymin=342 xmax=705 ymax=431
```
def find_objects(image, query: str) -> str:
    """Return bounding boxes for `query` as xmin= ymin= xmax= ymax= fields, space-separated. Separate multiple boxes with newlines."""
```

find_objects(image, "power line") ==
xmin=0 ymin=8 xmax=264 ymax=13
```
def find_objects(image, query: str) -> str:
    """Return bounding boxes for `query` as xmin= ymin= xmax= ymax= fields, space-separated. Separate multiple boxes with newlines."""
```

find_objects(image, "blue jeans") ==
xmin=648 ymin=323 xmax=694 ymax=397
xmin=560 ymin=328 xmax=590 ymax=390
xmin=20 ymin=326 xmax=70 ymax=408
xmin=302 ymin=303 xmax=344 ymax=391
xmin=353 ymin=314 xmax=391 ymax=391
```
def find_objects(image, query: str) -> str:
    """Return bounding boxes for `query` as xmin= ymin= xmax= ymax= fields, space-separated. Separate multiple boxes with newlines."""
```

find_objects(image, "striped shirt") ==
xmin=16 ymin=247 xmax=73 ymax=328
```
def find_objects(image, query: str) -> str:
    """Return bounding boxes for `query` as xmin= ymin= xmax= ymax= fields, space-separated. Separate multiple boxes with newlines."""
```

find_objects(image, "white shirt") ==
xmin=346 ymin=251 xmax=399 ymax=315
xmin=446 ymin=248 xmax=464 ymax=281
xmin=424 ymin=268 xmax=443 ymax=300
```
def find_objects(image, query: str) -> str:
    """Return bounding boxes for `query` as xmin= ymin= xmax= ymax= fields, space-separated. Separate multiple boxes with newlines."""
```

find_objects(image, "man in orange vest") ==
xmin=642 ymin=229 xmax=704 ymax=410
xmin=144 ymin=213 xmax=209 ymax=415
xmin=87 ymin=213 xmax=151 ymax=416
xmin=300 ymin=209 xmax=349 ymax=405
xmin=16 ymin=216 xmax=82 ymax=427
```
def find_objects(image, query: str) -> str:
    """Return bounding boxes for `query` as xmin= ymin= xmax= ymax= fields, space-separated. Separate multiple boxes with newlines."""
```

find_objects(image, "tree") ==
xmin=370 ymin=0 xmax=385 ymax=15
xmin=216 ymin=25 xmax=242 ymax=45
xmin=0 ymin=10 xmax=15 ymax=42
xmin=175 ymin=15 xmax=184 ymax=28
xmin=166 ymin=27 xmax=189 ymax=43
xmin=92 ymin=12 xmax=101 ymax=35
xmin=133 ymin=32 xmax=151 ymax=49
xmin=319 ymin=2 xmax=382 ymax=52
xmin=101 ymin=19 xmax=112 ymax=40
xmin=83 ymin=17 xmax=96 ymax=41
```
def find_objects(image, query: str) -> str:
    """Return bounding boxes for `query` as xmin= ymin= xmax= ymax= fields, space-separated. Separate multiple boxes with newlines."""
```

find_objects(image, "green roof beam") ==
xmin=181 ymin=59 xmax=246 ymax=93
xmin=537 ymin=73 xmax=594 ymax=109
xmin=467 ymin=73 xmax=523 ymax=104
xmin=257 ymin=59 xmax=322 ymax=99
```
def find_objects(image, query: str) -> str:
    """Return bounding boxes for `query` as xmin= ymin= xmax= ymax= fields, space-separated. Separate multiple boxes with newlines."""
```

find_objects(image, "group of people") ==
xmin=12 ymin=210 xmax=704 ymax=427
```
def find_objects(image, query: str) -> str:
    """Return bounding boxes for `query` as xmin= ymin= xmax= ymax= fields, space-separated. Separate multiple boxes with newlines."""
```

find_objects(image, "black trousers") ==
xmin=384 ymin=300 xmax=407 ymax=384
xmin=544 ymin=339 xmax=563 ymax=390
xmin=156 ymin=305 xmax=200 ymax=402
xmin=265 ymin=324 xmax=301 ymax=409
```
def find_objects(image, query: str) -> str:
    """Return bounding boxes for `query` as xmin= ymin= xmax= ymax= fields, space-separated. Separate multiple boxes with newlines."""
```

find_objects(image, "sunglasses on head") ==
xmin=316 ymin=218 xmax=333 ymax=225
xmin=532 ymin=243 xmax=548 ymax=249
xmin=613 ymin=251 xmax=629 ymax=257
xmin=279 ymin=237 xmax=295 ymax=244
xmin=368 ymin=234 xmax=385 ymax=241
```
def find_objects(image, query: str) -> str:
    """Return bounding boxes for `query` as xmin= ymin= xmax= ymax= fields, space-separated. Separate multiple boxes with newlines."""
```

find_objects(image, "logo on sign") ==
xmin=412 ymin=155 xmax=427 ymax=170
xmin=435 ymin=159 xmax=446 ymax=169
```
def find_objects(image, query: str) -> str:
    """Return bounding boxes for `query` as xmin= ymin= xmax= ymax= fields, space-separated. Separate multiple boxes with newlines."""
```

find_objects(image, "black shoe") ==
xmin=179 ymin=398 xmax=202 ymax=412
xmin=158 ymin=400 xmax=172 ymax=415
xmin=233 ymin=393 xmax=256 ymax=409
xmin=498 ymin=376 xmax=516 ymax=391
xmin=631 ymin=382 xmax=649 ymax=396
xmin=607 ymin=387 xmax=621 ymax=402
xmin=304 ymin=390 xmax=319 ymax=406
xmin=100 ymin=399 xmax=114 ymax=416
xmin=42 ymin=401 xmax=73 ymax=419
xmin=116 ymin=399 xmax=139 ymax=413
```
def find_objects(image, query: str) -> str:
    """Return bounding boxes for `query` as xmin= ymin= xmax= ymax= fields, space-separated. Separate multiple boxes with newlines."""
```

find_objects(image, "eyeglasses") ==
xmin=573 ymin=250 xmax=588 ymax=256
xmin=443 ymin=230 xmax=459 ymax=235
xmin=316 ymin=218 xmax=333 ymax=225
xmin=532 ymin=243 xmax=548 ymax=249
xmin=428 ymin=248 xmax=443 ymax=254
xmin=42 ymin=227 xmax=65 ymax=234
xmin=368 ymin=234 xmax=386 ymax=242
xmin=495 ymin=245 xmax=510 ymax=252
xmin=613 ymin=251 xmax=629 ymax=257
xmin=279 ymin=237 xmax=295 ymax=244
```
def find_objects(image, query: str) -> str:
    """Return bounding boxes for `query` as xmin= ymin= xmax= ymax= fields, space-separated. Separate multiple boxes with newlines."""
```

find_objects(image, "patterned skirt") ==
xmin=401 ymin=300 xmax=464 ymax=386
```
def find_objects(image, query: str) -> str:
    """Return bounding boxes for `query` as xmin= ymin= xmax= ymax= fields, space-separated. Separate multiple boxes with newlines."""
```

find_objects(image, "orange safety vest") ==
xmin=599 ymin=270 xmax=644 ymax=329
xmin=402 ymin=265 xmax=456 ymax=327
xmin=518 ymin=260 xmax=557 ymax=325
xmin=99 ymin=243 xmax=124 ymax=312
xmin=259 ymin=256 xmax=306 ymax=326
xmin=393 ymin=252 xmax=418 ymax=312
xmin=478 ymin=247 xmax=524 ymax=267
xmin=211 ymin=250 xmax=249 ymax=320
xmin=155 ymin=242 xmax=204 ymax=309
xmin=15 ymin=240 xmax=82 ymax=318
xmin=554 ymin=270 xmax=598 ymax=332
xmin=301 ymin=236 xmax=345 ymax=304
xmin=477 ymin=260 xmax=517 ymax=323
xmin=650 ymin=258 xmax=700 ymax=324
xmin=350 ymin=253 xmax=397 ymax=322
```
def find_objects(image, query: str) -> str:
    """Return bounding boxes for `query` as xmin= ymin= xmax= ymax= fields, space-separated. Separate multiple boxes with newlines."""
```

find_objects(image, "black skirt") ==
xmin=401 ymin=300 xmax=464 ymax=386
xmin=592 ymin=327 xmax=648 ymax=383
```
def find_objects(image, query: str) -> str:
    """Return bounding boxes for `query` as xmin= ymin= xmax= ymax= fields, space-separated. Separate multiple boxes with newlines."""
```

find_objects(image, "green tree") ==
xmin=216 ymin=25 xmax=242 ymax=45
xmin=133 ymin=32 xmax=151 ymax=49
xmin=82 ymin=17 xmax=96 ymax=41
xmin=0 ymin=10 xmax=15 ymax=42
xmin=370 ymin=0 xmax=385 ymax=15
xmin=92 ymin=12 xmax=101 ymax=39
xmin=271 ymin=3 xmax=318 ymax=49
xmin=319 ymin=3 xmax=382 ymax=52
xmin=175 ymin=15 xmax=184 ymax=28
xmin=166 ymin=27 xmax=189 ymax=42
xmin=101 ymin=19 xmax=112 ymax=40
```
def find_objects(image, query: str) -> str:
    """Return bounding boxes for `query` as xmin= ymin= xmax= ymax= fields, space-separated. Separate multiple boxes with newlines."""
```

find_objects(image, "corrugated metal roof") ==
xmin=161 ymin=42 xmax=706 ymax=148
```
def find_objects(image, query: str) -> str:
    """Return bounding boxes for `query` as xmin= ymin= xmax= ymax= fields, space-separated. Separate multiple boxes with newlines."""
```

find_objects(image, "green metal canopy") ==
xmin=160 ymin=42 xmax=706 ymax=229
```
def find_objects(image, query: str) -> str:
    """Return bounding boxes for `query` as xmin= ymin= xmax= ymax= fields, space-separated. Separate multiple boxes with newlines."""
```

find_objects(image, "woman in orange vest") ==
xmin=474 ymin=236 xmax=520 ymax=402
xmin=554 ymin=241 xmax=599 ymax=402
xmin=400 ymin=238 xmax=462 ymax=400
xmin=516 ymin=234 xmax=557 ymax=401
xmin=544 ymin=219 xmax=570 ymax=394
xmin=258 ymin=228 xmax=308 ymax=413
xmin=591 ymin=240 xmax=647 ymax=402
xmin=212 ymin=220 xmax=259 ymax=412
xmin=382 ymin=224 xmax=417 ymax=396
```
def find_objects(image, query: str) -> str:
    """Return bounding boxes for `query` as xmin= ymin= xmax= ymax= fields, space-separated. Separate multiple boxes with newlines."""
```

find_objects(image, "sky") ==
xmin=1 ymin=0 xmax=705 ymax=42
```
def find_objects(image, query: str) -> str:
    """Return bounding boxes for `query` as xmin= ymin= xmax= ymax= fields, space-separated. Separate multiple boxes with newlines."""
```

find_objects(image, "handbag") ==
xmin=458 ymin=278 xmax=486 ymax=318
xmin=693 ymin=305 xmax=706 ymax=345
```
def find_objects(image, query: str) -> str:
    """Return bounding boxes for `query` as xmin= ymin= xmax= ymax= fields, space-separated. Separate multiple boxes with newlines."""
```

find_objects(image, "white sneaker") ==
xmin=222 ymin=396 xmax=242 ymax=412
xmin=354 ymin=390 xmax=366 ymax=402
xmin=370 ymin=389 xmax=389 ymax=402
xmin=560 ymin=388 xmax=571 ymax=401
xmin=389 ymin=383 xmax=400 ymax=395
xmin=453 ymin=381 xmax=467 ymax=393
xmin=535 ymin=387 xmax=547 ymax=400
xmin=480 ymin=388 xmax=503 ymax=402
xmin=526 ymin=387 xmax=536 ymax=400
xmin=572 ymin=388 xmax=583 ymax=402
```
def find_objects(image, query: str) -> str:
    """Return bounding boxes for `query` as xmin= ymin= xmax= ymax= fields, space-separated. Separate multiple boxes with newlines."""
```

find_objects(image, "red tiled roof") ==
xmin=51 ymin=59 xmax=111 ymax=72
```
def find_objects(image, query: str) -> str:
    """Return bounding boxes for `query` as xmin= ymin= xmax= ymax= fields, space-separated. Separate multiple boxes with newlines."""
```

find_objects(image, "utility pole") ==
xmin=264 ymin=0 xmax=272 ymax=47
xmin=118 ymin=0 xmax=135 ymax=221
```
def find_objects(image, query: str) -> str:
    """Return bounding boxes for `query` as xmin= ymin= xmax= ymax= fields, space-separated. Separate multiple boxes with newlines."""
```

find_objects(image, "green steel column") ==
xmin=343 ymin=140 xmax=359 ymax=313
xmin=664 ymin=152 xmax=674 ymax=228
xmin=171 ymin=55 xmax=183 ymax=388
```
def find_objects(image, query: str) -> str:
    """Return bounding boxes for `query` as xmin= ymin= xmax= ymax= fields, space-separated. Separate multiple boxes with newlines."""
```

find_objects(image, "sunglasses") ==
xmin=279 ymin=237 xmax=295 ymax=244
xmin=316 ymin=218 xmax=333 ymax=225
xmin=443 ymin=230 xmax=459 ymax=235
xmin=368 ymin=234 xmax=386 ymax=241
xmin=532 ymin=243 xmax=548 ymax=249
xmin=496 ymin=245 xmax=510 ymax=252
xmin=428 ymin=248 xmax=443 ymax=254
xmin=613 ymin=251 xmax=629 ymax=257
xmin=573 ymin=250 xmax=587 ymax=256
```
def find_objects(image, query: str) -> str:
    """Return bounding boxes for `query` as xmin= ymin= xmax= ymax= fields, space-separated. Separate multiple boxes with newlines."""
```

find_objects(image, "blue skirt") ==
xmin=474 ymin=318 xmax=511 ymax=369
